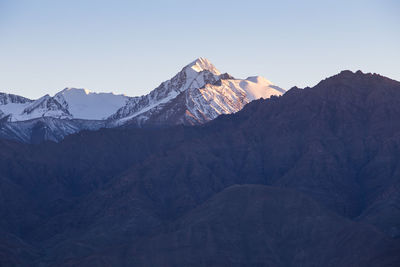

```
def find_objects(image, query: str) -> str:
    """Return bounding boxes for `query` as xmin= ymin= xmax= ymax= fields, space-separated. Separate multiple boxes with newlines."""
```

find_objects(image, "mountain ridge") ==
xmin=0 ymin=70 xmax=399 ymax=266
xmin=0 ymin=58 xmax=284 ymax=143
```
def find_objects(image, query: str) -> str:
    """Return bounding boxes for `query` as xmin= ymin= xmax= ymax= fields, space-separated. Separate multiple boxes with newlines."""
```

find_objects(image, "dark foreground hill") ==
xmin=0 ymin=70 xmax=400 ymax=266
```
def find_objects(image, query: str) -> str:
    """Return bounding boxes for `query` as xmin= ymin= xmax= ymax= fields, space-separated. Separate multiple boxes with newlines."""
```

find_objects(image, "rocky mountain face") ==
xmin=0 ymin=89 xmax=130 ymax=122
xmin=0 ymin=70 xmax=399 ymax=266
xmin=0 ymin=93 xmax=32 ymax=106
xmin=107 ymin=57 xmax=223 ymax=126
xmin=0 ymin=89 xmax=129 ymax=143
xmin=0 ymin=58 xmax=284 ymax=143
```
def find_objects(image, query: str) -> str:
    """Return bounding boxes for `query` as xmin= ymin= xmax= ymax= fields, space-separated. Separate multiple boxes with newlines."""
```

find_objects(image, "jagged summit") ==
xmin=320 ymin=70 xmax=388 ymax=83
xmin=312 ymin=70 xmax=400 ymax=91
xmin=185 ymin=57 xmax=221 ymax=75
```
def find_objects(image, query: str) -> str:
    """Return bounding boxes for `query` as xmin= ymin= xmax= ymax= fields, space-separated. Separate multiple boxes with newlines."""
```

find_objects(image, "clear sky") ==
xmin=1 ymin=0 xmax=399 ymax=99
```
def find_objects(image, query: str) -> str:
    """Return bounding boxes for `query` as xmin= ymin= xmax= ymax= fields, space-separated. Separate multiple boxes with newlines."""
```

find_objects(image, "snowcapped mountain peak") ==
xmin=0 ymin=92 xmax=32 ymax=105
xmin=108 ymin=59 xmax=285 ymax=127
xmin=59 ymin=87 xmax=91 ymax=96
xmin=246 ymin=76 xmax=273 ymax=85
xmin=107 ymin=58 xmax=223 ymax=125
xmin=185 ymin=57 xmax=221 ymax=76
xmin=53 ymin=88 xmax=129 ymax=120
xmin=57 ymin=87 xmax=126 ymax=97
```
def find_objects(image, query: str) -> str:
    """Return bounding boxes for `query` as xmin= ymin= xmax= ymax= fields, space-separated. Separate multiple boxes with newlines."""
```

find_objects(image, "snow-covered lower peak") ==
xmin=239 ymin=76 xmax=284 ymax=101
xmin=0 ymin=93 xmax=33 ymax=121
xmin=21 ymin=94 xmax=71 ymax=120
xmin=1 ymin=93 xmax=72 ymax=122
xmin=54 ymin=88 xmax=129 ymax=120
xmin=182 ymin=76 xmax=284 ymax=124
xmin=0 ymin=88 xmax=130 ymax=122
xmin=201 ymin=77 xmax=283 ymax=103
xmin=246 ymin=76 xmax=273 ymax=86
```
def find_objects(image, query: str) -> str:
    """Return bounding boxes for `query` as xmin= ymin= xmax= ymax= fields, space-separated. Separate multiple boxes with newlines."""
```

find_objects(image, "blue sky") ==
xmin=1 ymin=0 xmax=399 ymax=98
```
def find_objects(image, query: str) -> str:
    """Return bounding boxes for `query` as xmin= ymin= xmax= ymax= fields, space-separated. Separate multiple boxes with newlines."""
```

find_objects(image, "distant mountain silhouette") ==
xmin=0 ymin=70 xmax=399 ymax=266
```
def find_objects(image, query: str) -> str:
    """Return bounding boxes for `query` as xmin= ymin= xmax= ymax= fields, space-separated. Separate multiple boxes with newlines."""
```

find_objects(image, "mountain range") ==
xmin=0 ymin=58 xmax=284 ymax=143
xmin=0 ymin=70 xmax=400 ymax=266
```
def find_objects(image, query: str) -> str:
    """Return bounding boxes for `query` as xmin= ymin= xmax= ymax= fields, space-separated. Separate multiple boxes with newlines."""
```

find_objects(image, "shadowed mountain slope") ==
xmin=0 ymin=70 xmax=399 ymax=266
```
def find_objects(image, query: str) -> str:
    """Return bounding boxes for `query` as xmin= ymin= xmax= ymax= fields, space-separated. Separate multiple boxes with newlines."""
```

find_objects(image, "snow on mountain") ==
xmin=108 ymin=57 xmax=221 ymax=125
xmin=0 ymin=57 xmax=285 ymax=143
xmin=0 ymin=93 xmax=33 ymax=121
xmin=242 ymin=76 xmax=286 ymax=99
xmin=54 ymin=88 xmax=129 ymax=120
xmin=184 ymin=76 xmax=284 ymax=123
xmin=0 ymin=89 xmax=130 ymax=122
xmin=0 ymin=89 xmax=129 ymax=142
xmin=111 ymin=58 xmax=285 ymax=126
xmin=0 ymin=93 xmax=32 ymax=105
xmin=188 ymin=57 xmax=221 ymax=75
xmin=21 ymin=94 xmax=71 ymax=120
xmin=119 ymin=74 xmax=285 ymax=126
